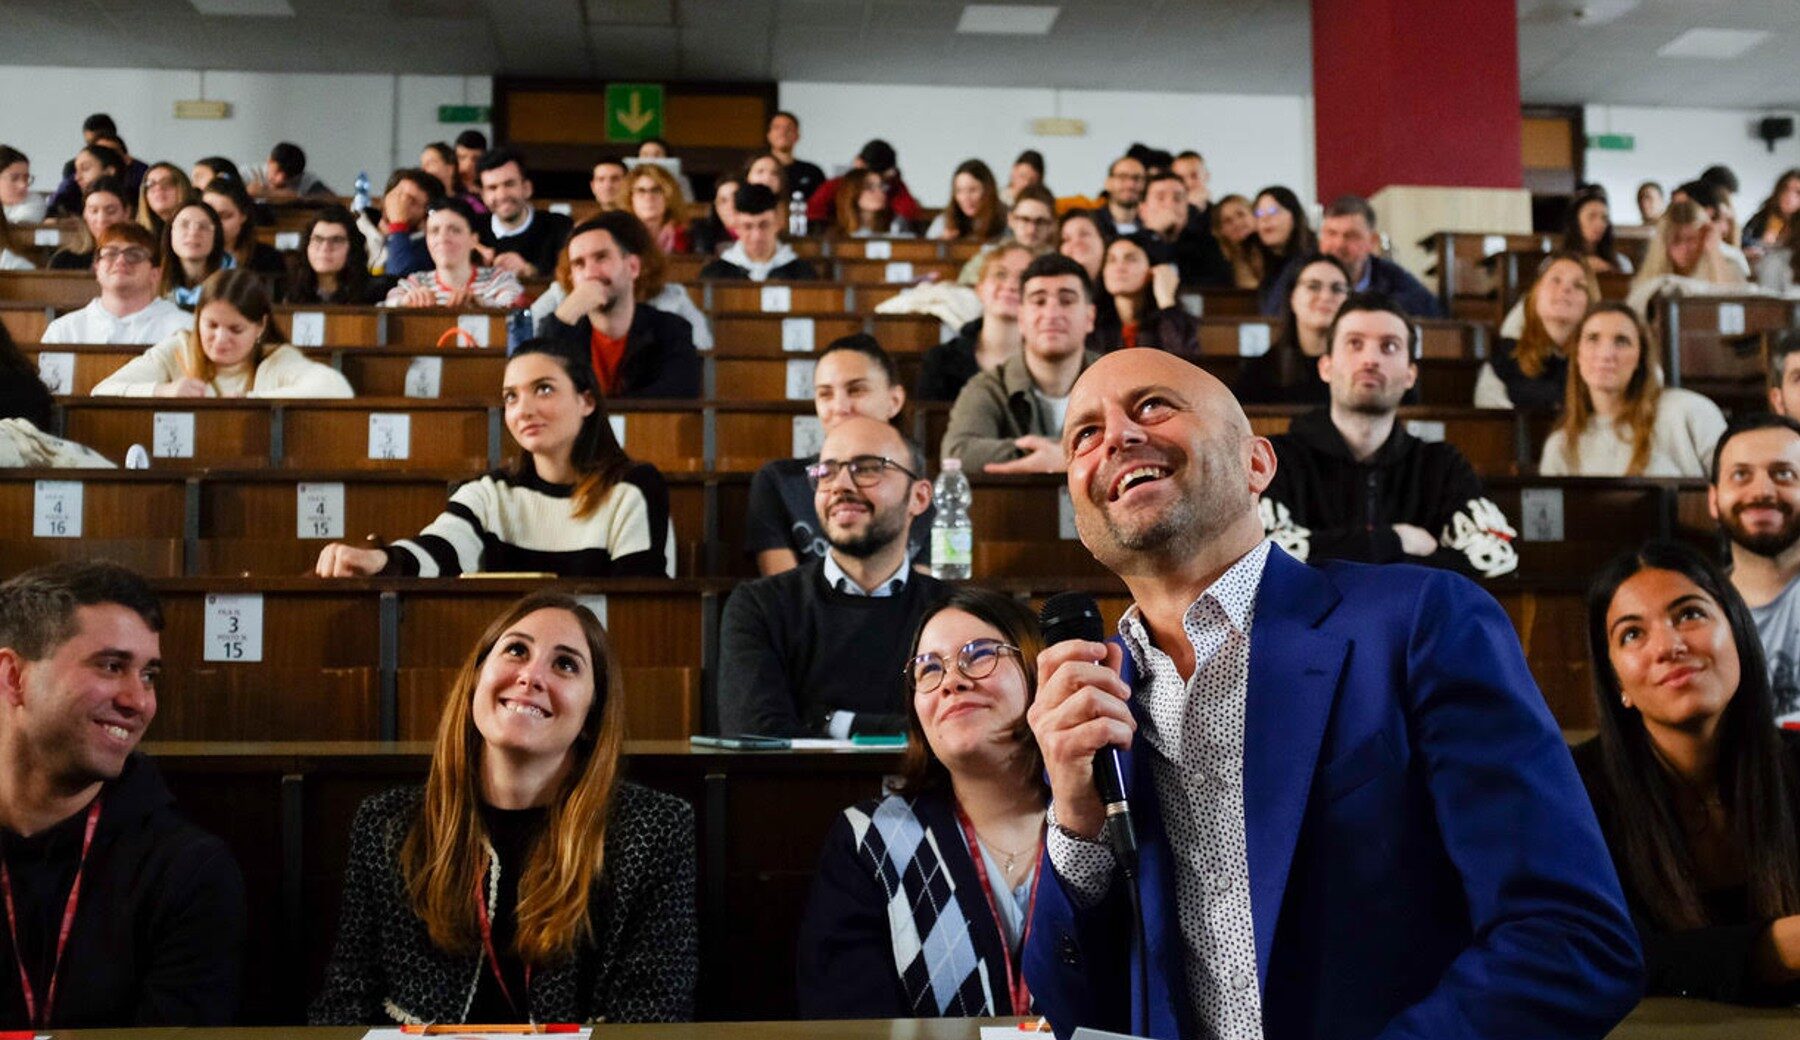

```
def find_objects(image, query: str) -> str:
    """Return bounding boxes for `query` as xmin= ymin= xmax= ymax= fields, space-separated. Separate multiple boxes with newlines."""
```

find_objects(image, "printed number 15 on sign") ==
xmin=204 ymin=594 xmax=264 ymax=663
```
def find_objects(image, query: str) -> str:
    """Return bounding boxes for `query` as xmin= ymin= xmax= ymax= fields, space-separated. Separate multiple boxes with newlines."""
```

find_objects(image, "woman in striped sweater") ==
xmin=313 ymin=339 xmax=674 ymax=578
xmin=384 ymin=196 xmax=524 ymax=309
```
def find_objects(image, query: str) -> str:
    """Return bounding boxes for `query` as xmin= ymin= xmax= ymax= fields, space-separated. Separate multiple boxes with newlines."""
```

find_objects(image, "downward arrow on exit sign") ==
xmin=606 ymin=83 xmax=664 ymax=141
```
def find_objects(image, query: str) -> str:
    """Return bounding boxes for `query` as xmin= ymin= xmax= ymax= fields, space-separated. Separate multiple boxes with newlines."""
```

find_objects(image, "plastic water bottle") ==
xmin=352 ymin=171 xmax=371 ymax=213
xmin=788 ymin=190 xmax=808 ymax=238
xmin=931 ymin=458 xmax=973 ymax=580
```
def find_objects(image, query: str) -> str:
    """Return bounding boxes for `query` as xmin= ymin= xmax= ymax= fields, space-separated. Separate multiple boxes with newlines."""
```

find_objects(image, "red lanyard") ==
xmin=953 ymin=803 xmax=1042 ymax=1015
xmin=471 ymin=872 xmax=531 ymax=1018
xmin=0 ymin=798 xmax=101 ymax=1029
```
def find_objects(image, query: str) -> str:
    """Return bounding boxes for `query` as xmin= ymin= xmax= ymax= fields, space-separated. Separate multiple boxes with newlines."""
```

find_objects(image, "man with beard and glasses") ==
xmin=718 ymin=417 xmax=944 ymax=739
xmin=538 ymin=211 xmax=700 ymax=399
xmin=1258 ymin=293 xmax=1518 ymax=579
xmin=1710 ymin=413 xmax=1800 ymax=723
xmin=1019 ymin=347 xmax=1642 ymax=1040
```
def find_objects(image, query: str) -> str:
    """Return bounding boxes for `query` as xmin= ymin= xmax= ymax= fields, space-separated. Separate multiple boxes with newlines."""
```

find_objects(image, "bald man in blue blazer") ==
xmin=1023 ymin=346 xmax=1641 ymax=1040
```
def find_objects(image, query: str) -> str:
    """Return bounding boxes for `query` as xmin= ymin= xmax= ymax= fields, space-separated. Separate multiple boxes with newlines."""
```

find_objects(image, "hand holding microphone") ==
xmin=1029 ymin=593 xmax=1138 ymax=868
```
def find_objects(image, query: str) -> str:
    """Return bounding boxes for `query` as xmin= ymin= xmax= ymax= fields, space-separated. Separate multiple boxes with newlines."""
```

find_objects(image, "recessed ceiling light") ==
xmin=189 ymin=0 xmax=295 ymax=14
xmin=1657 ymin=28 xmax=1768 ymax=60
xmin=957 ymin=4 xmax=1060 ymax=36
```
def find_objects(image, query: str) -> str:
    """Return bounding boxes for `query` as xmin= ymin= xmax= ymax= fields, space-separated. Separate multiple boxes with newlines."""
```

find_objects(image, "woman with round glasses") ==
xmin=798 ymin=587 xmax=1048 ymax=1019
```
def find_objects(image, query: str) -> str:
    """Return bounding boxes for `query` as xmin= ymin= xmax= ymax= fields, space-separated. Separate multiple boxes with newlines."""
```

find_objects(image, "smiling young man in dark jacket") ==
xmin=1260 ymin=293 xmax=1519 ymax=580
xmin=0 ymin=562 xmax=245 ymax=1029
xmin=539 ymin=211 xmax=701 ymax=399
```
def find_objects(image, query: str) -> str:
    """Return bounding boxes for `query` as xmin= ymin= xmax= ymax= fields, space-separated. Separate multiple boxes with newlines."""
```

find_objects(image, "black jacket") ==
xmin=0 ymin=753 xmax=245 ymax=1028
xmin=1092 ymin=302 xmax=1200 ymax=358
xmin=1573 ymin=731 xmax=1800 ymax=1006
xmin=480 ymin=208 xmax=574 ymax=277
xmin=697 ymin=256 xmax=820 ymax=282
xmin=539 ymin=302 xmax=701 ymax=399
xmin=309 ymin=783 xmax=697 ymax=1025
xmin=1261 ymin=408 xmax=1519 ymax=579
xmin=1261 ymin=254 xmax=1444 ymax=319
xmin=1487 ymin=337 xmax=1568 ymax=411
xmin=915 ymin=318 xmax=986 ymax=403
xmin=0 ymin=361 xmax=55 ymax=429
xmin=1146 ymin=204 xmax=1233 ymax=287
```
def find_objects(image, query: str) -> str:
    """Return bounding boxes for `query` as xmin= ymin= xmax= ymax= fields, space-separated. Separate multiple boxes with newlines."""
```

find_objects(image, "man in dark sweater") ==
xmin=0 ymin=562 xmax=245 ymax=1028
xmin=1261 ymin=195 xmax=1443 ymax=318
xmin=539 ymin=211 xmax=700 ymax=399
xmin=1138 ymin=171 xmax=1232 ymax=287
xmin=477 ymin=148 xmax=574 ymax=279
xmin=720 ymin=416 xmax=945 ymax=738
xmin=767 ymin=110 xmax=825 ymax=203
xmin=1260 ymin=293 xmax=1518 ymax=579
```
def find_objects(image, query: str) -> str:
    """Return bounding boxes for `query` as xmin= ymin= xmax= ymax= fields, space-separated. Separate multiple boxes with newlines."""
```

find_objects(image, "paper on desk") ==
xmin=788 ymin=738 xmax=896 ymax=751
xmin=361 ymin=1022 xmax=594 ymax=1029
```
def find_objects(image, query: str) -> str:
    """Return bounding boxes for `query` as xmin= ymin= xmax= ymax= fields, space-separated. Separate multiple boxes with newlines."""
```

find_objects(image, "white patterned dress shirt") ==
xmin=1046 ymin=538 xmax=1271 ymax=1039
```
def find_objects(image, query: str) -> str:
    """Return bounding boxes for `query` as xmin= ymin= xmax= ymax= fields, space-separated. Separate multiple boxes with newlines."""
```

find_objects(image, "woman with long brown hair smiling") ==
xmin=310 ymin=591 xmax=697 ymax=1025
xmin=1575 ymin=540 xmax=1800 ymax=1003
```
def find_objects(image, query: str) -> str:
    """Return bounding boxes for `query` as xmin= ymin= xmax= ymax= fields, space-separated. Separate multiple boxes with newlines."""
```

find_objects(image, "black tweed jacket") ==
xmin=308 ymin=782 xmax=696 ymax=1025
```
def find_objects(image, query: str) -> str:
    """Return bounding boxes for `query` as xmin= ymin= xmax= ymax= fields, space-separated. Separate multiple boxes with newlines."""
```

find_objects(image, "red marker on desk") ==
xmin=398 ymin=1026 xmax=581 ymax=1035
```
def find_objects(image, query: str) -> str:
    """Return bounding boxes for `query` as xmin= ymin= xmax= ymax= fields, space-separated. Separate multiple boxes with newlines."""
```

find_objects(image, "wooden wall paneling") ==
xmin=279 ymin=402 xmax=492 ymax=471
xmin=0 ymin=303 xmax=50 ymax=344
xmin=708 ymin=282 xmax=847 ymax=314
xmin=610 ymin=404 xmax=707 ymax=473
xmin=334 ymin=349 xmax=508 ymax=398
xmin=0 ymin=270 xmax=100 ymax=309
xmin=59 ymin=400 xmax=273 ymax=469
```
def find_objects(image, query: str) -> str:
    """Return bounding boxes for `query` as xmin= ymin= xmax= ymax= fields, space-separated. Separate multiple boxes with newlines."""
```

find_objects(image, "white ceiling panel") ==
xmin=0 ymin=1 xmax=1795 ymax=111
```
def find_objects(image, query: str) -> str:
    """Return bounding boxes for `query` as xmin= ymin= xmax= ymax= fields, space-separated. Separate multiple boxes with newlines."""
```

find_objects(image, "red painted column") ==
xmin=1311 ymin=0 xmax=1523 ymax=201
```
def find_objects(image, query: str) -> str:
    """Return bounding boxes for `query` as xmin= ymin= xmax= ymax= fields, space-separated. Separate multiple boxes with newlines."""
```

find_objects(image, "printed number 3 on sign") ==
xmin=203 ymin=593 xmax=264 ymax=662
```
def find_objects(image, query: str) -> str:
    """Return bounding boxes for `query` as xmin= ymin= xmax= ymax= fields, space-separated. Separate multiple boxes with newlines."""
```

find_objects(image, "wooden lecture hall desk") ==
xmin=12 ymin=1000 xmax=1799 ymax=1037
xmin=142 ymin=740 xmax=1800 ymax=1030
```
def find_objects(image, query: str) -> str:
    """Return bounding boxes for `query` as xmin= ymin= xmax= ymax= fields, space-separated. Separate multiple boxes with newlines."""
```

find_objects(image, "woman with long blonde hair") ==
xmin=310 ymin=592 xmax=697 ymax=1025
xmin=1538 ymin=302 xmax=1725 ymax=477
xmin=1631 ymin=199 xmax=1748 ymax=300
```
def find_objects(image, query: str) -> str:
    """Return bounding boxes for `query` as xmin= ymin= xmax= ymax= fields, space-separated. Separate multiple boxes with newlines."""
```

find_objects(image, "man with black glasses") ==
xmin=718 ymin=416 xmax=944 ymax=739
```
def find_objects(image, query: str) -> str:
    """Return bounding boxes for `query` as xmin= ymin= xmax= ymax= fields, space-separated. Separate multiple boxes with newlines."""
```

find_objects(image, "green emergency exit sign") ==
xmin=606 ymin=84 xmax=664 ymax=141
xmin=438 ymin=105 xmax=491 ymax=124
xmin=1587 ymin=133 xmax=1635 ymax=152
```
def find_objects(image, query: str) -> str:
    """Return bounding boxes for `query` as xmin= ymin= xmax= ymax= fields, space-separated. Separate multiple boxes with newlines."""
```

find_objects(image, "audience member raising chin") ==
xmin=799 ymin=588 xmax=1048 ymax=1019
xmin=719 ymin=416 xmax=943 ymax=739
xmin=1575 ymin=540 xmax=1800 ymax=1005
xmin=313 ymin=340 xmax=674 ymax=579
xmin=1539 ymin=303 xmax=1726 ymax=478
xmin=310 ymin=592 xmax=696 ymax=1025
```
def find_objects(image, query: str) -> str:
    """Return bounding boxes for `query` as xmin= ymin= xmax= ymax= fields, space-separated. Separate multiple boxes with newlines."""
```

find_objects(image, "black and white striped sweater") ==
xmin=380 ymin=459 xmax=675 ymax=578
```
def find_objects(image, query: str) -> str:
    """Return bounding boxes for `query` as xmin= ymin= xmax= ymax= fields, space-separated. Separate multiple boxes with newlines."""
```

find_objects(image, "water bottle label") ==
xmin=932 ymin=527 xmax=973 ymax=567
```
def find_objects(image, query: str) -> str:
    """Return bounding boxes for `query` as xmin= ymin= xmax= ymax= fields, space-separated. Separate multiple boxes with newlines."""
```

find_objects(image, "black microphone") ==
xmin=1038 ymin=592 xmax=1139 ymax=873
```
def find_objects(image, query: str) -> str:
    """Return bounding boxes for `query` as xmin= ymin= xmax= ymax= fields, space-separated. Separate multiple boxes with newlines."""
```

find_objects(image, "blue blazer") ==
xmin=1023 ymin=548 xmax=1643 ymax=1040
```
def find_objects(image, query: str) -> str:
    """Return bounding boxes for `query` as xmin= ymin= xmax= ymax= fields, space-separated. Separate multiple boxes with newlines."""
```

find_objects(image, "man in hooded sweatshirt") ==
xmin=699 ymin=184 xmax=820 ymax=282
xmin=0 ymin=561 xmax=245 ymax=1028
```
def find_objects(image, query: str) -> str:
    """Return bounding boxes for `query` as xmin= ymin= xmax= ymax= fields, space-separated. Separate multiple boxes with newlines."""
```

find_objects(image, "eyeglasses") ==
xmin=805 ymin=454 xmax=918 ymax=488
xmin=2 ymin=171 xmax=34 ymax=187
xmin=1253 ymin=205 xmax=1284 ymax=218
xmin=95 ymin=247 xmax=152 ymax=266
xmin=908 ymin=639 xmax=1023 ymax=694
xmin=144 ymin=177 xmax=179 ymax=191
xmin=1010 ymin=213 xmax=1055 ymax=228
xmin=309 ymin=234 xmax=350 ymax=248
xmin=1298 ymin=279 xmax=1348 ymax=296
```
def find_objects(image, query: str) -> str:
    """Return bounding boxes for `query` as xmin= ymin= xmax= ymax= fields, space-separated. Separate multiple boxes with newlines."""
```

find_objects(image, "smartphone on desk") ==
xmin=689 ymin=735 xmax=791 ymax=750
